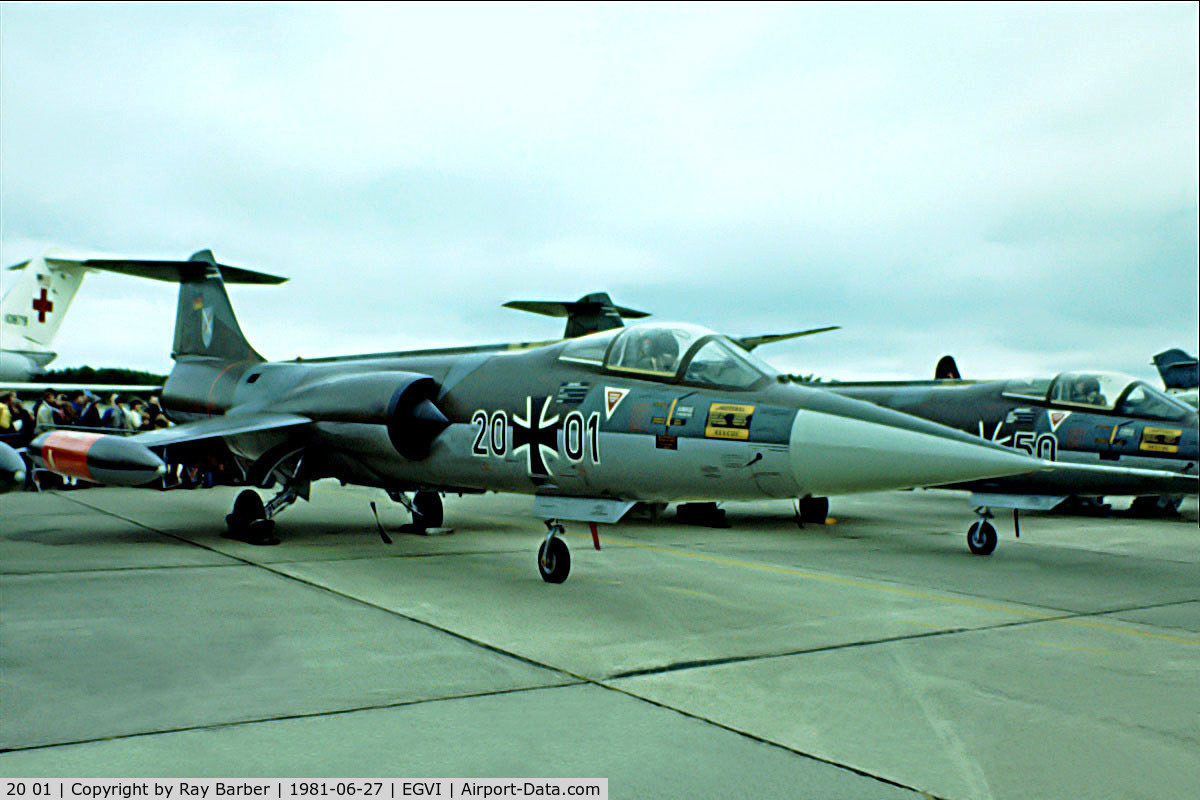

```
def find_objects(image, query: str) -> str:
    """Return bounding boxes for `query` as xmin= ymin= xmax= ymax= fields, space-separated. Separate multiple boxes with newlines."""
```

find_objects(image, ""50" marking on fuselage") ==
xmin=1013 ymin=431 xmax=1057 ymax=460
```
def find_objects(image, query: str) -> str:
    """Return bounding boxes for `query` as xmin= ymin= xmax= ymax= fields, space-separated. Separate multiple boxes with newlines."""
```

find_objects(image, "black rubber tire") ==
xmin=233 ymin=489 xmax=266 ymax=523
xmin=967 ymin=520 xmax=998 ymax=556
xmin=413 ymin=491 xmax=443 ymax=529
xmin=800 ymin=496 xmax=830 ymax=524
xmin=537 ymin=537 xmax=571 ymax=584
xmin=1129 ymin=495 xmax=1182 ymax=516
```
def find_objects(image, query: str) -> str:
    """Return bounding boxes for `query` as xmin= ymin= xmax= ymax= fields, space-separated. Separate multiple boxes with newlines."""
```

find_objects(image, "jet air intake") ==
xmin=275 ymin=372 xmax=449 ymax=460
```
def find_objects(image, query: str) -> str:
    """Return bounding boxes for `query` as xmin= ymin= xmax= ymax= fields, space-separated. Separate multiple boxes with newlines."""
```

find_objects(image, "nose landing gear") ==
xmin=966 ymin=517 xmax=998 ymax=555
xmin=538 ymin=520 xmax=571 ymax=583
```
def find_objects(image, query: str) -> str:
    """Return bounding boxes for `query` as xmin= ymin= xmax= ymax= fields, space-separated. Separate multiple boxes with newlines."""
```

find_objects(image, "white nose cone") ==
xmin=789 ymin=410 xmax=1040 ymax=495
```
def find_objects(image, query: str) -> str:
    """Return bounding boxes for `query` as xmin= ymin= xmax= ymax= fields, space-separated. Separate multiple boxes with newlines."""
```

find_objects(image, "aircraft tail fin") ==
xmin=1152 ymin=348 xmax=1199 ymax=390
xmin=169 ymin=250 xmax=274 ymax=364
xmin=935 ymin=355 xmax=962 ymax=380
xmin=37 ymin=247 xmax=285 ymax=363
xmin=2 ymin=250 xmax=89 ymax=347
xmin=503 ymin=292 xmax=649 ymax=339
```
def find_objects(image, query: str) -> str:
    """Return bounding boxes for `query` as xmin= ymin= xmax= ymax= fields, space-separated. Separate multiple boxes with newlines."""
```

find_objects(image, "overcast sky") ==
xmin=2 ymin=3 xmax=1196 ymax=382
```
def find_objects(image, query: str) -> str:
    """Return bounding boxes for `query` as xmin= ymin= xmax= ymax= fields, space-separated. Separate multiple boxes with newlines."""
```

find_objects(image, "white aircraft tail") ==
xmin=1 ymin=249 xmax=89 ymax=348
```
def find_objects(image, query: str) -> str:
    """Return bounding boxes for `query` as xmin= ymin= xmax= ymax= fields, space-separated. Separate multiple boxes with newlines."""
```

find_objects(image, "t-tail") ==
xmin=51 ymin=248 xmax=287 ymax=417
xmin=1152 ymin=348 xmax=1199 ymax=391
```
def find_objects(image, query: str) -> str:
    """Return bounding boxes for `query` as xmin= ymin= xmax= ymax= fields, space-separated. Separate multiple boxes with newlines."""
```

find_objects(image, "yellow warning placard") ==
xmin=705 ymin=402 xmax=755 ymax=441
xmin=1140 ymin=426 xmax=1181 ymax=453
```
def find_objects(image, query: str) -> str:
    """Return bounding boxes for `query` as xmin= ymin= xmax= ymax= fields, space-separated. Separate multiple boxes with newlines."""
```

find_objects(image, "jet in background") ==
xmin=1 ymin=248 xmax=283 ymax=392
xmin=28 ymin=249 xmax=1045 ymax=581
xmin=1153 ymin=348 xmax=1198 ymax=408
xmin=505 ymin=292 xmax=839 ymax=351
xmin=821 ymin=356 xmax=1197 ymax=548
xmin=1 ymin=249 xmax=98 ymax=381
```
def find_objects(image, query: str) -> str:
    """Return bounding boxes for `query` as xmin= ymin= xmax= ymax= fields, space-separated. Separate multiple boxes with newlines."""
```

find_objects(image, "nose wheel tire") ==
xmin=967 ymin=520 xmax=997 ymax=555
xmin=538 ymin=536 xmax=571 ymax=583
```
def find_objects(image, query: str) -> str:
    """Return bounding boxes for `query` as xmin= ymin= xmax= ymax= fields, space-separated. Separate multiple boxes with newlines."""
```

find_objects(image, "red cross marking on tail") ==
xmin=32 ymin=289 xmax=53 ymax=323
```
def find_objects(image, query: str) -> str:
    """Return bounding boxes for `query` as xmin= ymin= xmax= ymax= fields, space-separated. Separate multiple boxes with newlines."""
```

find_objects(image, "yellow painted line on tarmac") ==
xmin=578 ymin=531 xmax=1044 ymax=616
xmin=569 ymin=531 xmax=1200 ymax=648
xmin=663 ymin=586 xmax=725 ymax=602
xmin=1056 ymin=617 xmax=1199 ymax=647
xmin=1038 ymin=641 xmax=1129 ymax=657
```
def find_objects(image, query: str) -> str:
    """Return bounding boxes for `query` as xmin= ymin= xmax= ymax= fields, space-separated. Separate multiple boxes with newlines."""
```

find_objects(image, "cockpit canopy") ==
xmin=558 ymin=322 xmax=777 ymax=389
xmin=1003 ymin=371 xmax=1194 ymax=421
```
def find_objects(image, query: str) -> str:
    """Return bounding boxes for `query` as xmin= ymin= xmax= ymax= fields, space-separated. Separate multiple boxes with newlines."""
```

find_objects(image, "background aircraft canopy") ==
xmin=558 ymin=322 xmax=776 ymax=388
xmin=1031 ymin=371 xmax=1194 ymax=420
xmin=1117 ymin=382 xmax=1195 ymax=421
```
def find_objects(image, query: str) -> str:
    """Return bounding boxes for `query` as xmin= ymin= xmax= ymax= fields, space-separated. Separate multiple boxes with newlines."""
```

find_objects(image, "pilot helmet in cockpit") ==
xmin=1073 ymin=375 xmax=1103 ymax=405
xmin=634 ymin=330 xmax=679 ymax=372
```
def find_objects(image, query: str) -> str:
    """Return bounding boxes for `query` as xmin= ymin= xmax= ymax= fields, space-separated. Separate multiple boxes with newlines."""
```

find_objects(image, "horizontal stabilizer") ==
xmin=736 ymin=325 xmax=840 ymax=351
xmin=504 ymin=299 xmax=651 ymax=319
xmin=27 ymin=248 xmax=288 ymax=285
xmin=129 ymin=412 xmax=311 ymax=450
xmin=504 ymin=292 xmax=649 ymax=339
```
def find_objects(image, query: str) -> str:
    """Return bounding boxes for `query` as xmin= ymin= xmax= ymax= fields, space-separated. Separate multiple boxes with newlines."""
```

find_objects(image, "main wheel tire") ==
xmin=800 ymin=496 xmax=830 ymax=524
xmin=413 ymin=490 xmax=443 ymax=529
xmin=537 ymin=537 xmax=571 ymax=583
xmin=967 ymin=520 xmax=997 ymax=556
xmin=232 ymin=489 xmax=266 ymax=522
xmin=226 ymin=489 xmax=266 ymax=534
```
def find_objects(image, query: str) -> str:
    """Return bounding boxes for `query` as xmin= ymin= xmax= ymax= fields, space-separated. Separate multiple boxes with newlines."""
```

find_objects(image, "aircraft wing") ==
xmin=944 ymin=461 xmax=1198 ymax=497
xmin=736 ymin=326 xmax=840 ymax=351
xmin=128 ymin=412 xmax=312 ymax=450
xmin=1044 ymin=461 xmax=1198 ymax=495
xmin=5 ymin=383 xmax=163 ymax=396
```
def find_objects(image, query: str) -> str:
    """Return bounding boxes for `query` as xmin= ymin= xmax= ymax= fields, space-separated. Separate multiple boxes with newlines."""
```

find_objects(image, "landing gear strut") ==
xmin=226 ymin=450 xmax=308 ymax=545
xmin=538 ymin=520 xmax=571 ymax=583
xmin=386 ymin=489 xmax=444 ymax=531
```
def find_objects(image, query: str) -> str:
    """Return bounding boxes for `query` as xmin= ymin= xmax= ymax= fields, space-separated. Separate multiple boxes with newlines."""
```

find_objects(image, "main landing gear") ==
xmin=386 ymin=489 xmax=444 ymax=531
xmin=795 ymin=495 xmax=829 ymax=526
xmin=538 ymin=520 xmax=571 ymax=583
xmin=226 ymin=488 xmax=288 ymax=545
xmin=225 ymin=449 xmax=308 ymax=545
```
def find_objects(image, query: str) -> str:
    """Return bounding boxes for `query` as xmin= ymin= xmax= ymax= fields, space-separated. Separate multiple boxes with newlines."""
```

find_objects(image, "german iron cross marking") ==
xmin=512 ymin=396 xmax=560 ymax=477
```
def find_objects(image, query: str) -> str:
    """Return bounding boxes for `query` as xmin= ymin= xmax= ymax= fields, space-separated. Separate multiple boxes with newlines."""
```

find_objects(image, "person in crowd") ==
xmin=33 ymin=389 xmax=60 ymax=436
xmin=4 ymin=393 xmax=35 ymax=448
xmin=100 ymin=394 xmax=127 ymax=429
xmin=126 ymin=398 xmax=146 ymax=431
xmin=77 ymin=391 xmax=103 ymax=428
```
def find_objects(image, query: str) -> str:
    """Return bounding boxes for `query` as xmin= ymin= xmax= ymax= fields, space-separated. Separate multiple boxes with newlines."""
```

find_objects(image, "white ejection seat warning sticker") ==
xmin=604 ymin=387 xmax=629 ymax=419
xmin=1048 ymin=410 xmax=1071 ymax=432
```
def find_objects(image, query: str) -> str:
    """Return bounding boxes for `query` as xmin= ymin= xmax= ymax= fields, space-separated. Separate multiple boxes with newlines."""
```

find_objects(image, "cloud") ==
xmin=2 ymin=3 xmax=1195 ymax=383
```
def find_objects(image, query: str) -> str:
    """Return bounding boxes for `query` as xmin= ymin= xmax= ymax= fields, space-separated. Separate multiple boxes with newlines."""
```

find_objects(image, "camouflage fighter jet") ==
xmin=1153 ymin=348 xmax=1198 ymax=408
xmin=822 ymin=356 xmax=1198 ymax=549
xmin=29 ymin=251 xmax=1049 ymax=582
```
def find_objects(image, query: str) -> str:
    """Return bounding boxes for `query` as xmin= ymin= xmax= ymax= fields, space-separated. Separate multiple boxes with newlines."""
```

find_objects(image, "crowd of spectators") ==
xmin=1 ymin=388 xmax=172 ymax=448
xmin=1 ymin=389 xmax=243 ymax=491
